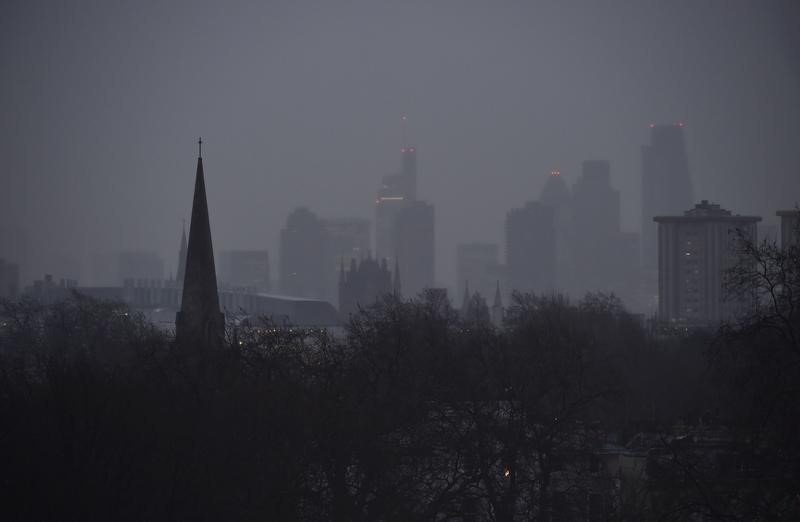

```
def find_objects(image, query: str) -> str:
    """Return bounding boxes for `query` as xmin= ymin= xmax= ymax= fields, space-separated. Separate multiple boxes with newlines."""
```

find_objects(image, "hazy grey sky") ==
xmin=2 ymin=0 xmax=798 ymax=289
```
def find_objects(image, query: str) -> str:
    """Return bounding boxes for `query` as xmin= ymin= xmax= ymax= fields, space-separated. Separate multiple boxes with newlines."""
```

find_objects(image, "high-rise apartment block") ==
xmin=655 ymin=201 xmax=760 ymax=327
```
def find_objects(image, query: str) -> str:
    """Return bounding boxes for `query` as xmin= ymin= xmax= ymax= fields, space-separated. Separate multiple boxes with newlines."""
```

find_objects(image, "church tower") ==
xmin=175 ymin=139 xmax=224 ymax=349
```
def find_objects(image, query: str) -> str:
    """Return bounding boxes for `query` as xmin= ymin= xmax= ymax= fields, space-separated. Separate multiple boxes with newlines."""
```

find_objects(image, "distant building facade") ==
xmin=279 ymin=207 xmax=327 ymax=299
xmin=505 ymin=201 xmax=556 ymax=295
xmin=655 ymin=201 xmax=760 ymax=327
xmin=219 ymin=250 xmax=270 ymax=293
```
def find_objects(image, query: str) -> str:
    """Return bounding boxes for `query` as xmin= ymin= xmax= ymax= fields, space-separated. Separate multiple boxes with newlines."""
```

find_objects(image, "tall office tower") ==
xmin=401 ymin=145 xmax=417 ymax=201
xmin=777 ymin=209 xmax=800 ymax=248
xmin=456 ymin=242 xmax=500 ymax=302
xmin=375 ymin=144 xmax=419 ymax=263
xmin=322 ymin=217 xmax=371 ymax=304
xmin=176 ymin=142 xmax=224 ymax=349
xmin=338 ymin=256 xmax=394 ymax=317
xmin=505 ymin=201 xmax=556 ymax=295
xmin=395 ymin=200 xmax=435 ymax=297
xmin=655 ymin=201 xmax=760 ymax=327
xmin=571 ymin=160 xmax=621 ymax=296
xmin=0 ymin=258 xmax=20 ymax=299
xmin=219 ymin=250 xmax=270 ymax=292
xmin=279 ymin=207 xmax=327 ymax=299
xmin=117 ymin=250 xmax=165 ymax=284
xmin=375 ymin=173 xmax=408 ymax=262
xmin=642 ymin=124 xmax=693 ymax=270
xmin=539 ymin=170 xmax=573 ymax=293
xmin=176 ymin=222 xmax=187 ymax=285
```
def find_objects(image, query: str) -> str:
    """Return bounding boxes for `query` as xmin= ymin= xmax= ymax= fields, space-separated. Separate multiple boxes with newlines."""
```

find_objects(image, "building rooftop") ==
xmin=654 ymin=200 xmax=761 ymax=223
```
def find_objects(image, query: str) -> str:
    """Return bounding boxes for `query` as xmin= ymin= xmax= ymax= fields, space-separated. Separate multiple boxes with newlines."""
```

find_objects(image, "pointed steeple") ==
xmin=176 ymin=220 xmax=188 ymax=285
xmin=175 ymin=141 xmax=224 ymax=349
xmin=393 ymin=257 xmax=401 ymax=296
xmin=461 ymin=280 xmax=470 ymax=312
xmin=338 ymin=257 xmax=346 ymax=287
xmin=491 ymin=280 xmax=504 ymax=327
xmin=493 ymin=280 xmax=503 ymax=308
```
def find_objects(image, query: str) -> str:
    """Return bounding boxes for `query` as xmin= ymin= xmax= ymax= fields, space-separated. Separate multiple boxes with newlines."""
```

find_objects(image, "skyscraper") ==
xmin=374 ymin=138 xmax=435 ymax=295
xmin=571 ymin=160 xmax=621 ymax=296
xmin=375 ymin=145 xmax=418 ymax=262
xmin=175 ymin=141 xmax=225 ymax=349
xmin=394 ymin=200 xmax=435 ymax=296
xmin=539 ymin=170 xmax=572 ymax=293
xmin=505 ymin=201 xmax=556 ymax=295
xmin=279 ymin=207 xmax=327 ymax=299
xmin=642 ymin=124 xmax=693 ymax=270
xmin=655 ymin=200 xmax=760 ymax=327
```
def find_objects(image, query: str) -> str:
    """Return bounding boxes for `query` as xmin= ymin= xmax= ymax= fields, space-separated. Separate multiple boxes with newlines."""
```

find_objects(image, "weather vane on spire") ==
xmin=198 ymin=137 xmax=202 ymax=158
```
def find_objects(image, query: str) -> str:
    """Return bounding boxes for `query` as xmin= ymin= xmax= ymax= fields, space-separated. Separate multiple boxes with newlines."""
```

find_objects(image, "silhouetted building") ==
xmin=395 ymin=200 xmax=435 ymax=296
xmin=219 ymin=250 xmax=270 ymax=292
xmin=176 ymin=222 xmax=187 ymax=285
xmin=571 ymin=161 xmax=621 ymax=295
xmin=506 ymin=201 xmax=555 ymax=294
xmin=401 ymin=145 xmax=418 ymax=202
xmin=322 ymin=217 xmax=371 ymax=303
xmin=175 ymin=143 xmax=225 ymax=349
xmin=117 ymin=250 xmax=164 ymax=284
xmin=655 ymin=201 xmax=760 ymax=327
xmin=25 ymin=274 xmax=77 ymax=306
xmin=338 ymin=257 xmax=394 ymax=317
xmin=642 ymin=124 xmax=693 ymax=270
xmin=375 ymin=144 xmax=426 ymax=274
xmin=456 ymin=242 xmax=499 ymax=303
xmin=540 ymin=169 xmax=573 ymax=292
xmin=279 ymin=207 xmax=327 ymax=299
xmin=0 ymin=258 xmax=20 ymax=299
xmin=777 ymin=209 xmax=800 ymax=248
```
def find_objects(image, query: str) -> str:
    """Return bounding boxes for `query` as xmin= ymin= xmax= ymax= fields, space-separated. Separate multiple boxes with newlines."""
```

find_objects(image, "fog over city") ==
xmin=2 ymin=0 xmax=799 ymax=297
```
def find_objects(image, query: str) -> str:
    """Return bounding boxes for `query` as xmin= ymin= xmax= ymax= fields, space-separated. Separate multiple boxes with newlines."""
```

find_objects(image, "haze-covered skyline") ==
xmin=2 ymin=0 xmax=799 ymax=291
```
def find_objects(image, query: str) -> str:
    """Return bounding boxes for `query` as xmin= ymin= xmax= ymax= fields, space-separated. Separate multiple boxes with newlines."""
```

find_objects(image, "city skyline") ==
xmin=2 ymin=1 xmax=798 ymax=293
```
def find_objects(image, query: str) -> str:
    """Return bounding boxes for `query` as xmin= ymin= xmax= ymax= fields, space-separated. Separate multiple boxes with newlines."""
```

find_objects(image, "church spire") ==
xmin=493 ymin=280 xmax=503 ymax=308
xmin=175 ymin=142 xmax=224 ymax=349
xmin=176 ymin=220 xmax=187 ymax=285
xmin=461 ymin=280 xmax=470 ymax=312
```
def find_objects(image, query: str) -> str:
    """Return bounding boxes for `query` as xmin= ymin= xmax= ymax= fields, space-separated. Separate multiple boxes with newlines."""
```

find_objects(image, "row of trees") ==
xmin=0 ymin=223 xmax=797 ymax=520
